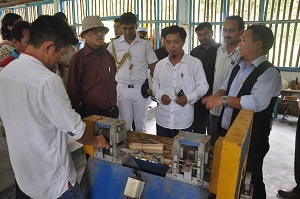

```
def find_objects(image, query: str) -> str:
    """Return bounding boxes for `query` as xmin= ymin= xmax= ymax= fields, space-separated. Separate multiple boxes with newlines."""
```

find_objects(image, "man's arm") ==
xmin=184 ymin=60 xmax=209 ymax=105
xmin=76 ymin=131 xmax=109 ymax=149
xmin=145 ymin=40 xmax=158 ymax=77
xmin=202 ymin=89 xmax=242 ymax=110
xmin=148 ymin=62 xmax=156 ymax=77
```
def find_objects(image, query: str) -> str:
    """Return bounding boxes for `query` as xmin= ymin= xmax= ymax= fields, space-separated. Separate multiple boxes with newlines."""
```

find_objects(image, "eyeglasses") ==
xmin=90 ymin=28 xmax=106 ymax=34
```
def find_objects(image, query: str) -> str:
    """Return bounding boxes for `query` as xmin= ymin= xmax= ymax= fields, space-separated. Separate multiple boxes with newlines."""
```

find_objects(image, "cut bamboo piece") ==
xmin=129 ymin=143 xmax=164 ymax=154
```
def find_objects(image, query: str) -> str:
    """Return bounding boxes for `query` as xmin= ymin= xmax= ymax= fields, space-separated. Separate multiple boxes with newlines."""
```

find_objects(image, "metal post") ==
xmin=156 ymin=0 xmax=161 ymax=49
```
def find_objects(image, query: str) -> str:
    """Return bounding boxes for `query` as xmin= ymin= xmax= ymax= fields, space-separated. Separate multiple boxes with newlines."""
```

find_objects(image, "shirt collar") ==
xmin=82 ymin=44 xmax=93 ymax=56
xmin=167 ymin=52 xmax=187 ymax=65
xmin=199 ymin=40 xmax=220 ymax=51
xmin=220 ymin=43 xmax=240 ymax=55
xmin=240 ymin=55 xmax=267 ymax=68
xmin=119 ymin=34 xmax=142 ymax=44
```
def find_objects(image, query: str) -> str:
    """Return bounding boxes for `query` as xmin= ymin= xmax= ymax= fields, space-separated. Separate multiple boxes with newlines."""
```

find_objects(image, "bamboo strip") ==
xmin=249 ymin=0 xmax=252 ymax=21
xmin=129 ymin=143 xmax=164 ymax=154
xmin=281 ymin=0 xmax=288 ymax=65
xmin=289 ymin=2 xmax=300 ymax=67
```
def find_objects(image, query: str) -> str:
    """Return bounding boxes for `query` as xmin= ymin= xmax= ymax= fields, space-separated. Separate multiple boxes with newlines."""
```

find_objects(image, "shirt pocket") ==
xmin=181 ymin=73 xmax=195 ymax=94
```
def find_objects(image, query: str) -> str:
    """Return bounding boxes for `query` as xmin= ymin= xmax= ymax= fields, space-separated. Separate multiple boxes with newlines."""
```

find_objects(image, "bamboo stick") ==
xmin=129 ymin=143 xmax=164 ymax=154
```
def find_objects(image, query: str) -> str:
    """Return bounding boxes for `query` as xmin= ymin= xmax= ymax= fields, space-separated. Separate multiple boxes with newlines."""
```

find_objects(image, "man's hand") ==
xmin=202 ymin=95 xmax=222 ymax=110
xmin=94 ymin=135 xmax=110 ymax=149
xmin=161 ymin=94 xmax=171 ymax=105
xmin=176 ymin=95 xmax=187 ymax=106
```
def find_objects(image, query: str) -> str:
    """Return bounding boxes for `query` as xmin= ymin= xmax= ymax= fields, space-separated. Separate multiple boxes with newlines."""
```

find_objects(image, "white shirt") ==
xmin=152 ymin=54 xmax=209 ymax=129
xmin=107 ymin=35 xmax=158 ymax=84
xmin=0 ymin=54 xmax=86 ymax=199
xmin=211 ymin=43 xmax=240 ymax=116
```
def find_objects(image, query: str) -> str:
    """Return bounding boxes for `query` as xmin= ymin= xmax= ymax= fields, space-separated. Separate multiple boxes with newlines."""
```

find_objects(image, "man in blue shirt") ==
xmin=202 ymin=25 xmax=282 ymax=199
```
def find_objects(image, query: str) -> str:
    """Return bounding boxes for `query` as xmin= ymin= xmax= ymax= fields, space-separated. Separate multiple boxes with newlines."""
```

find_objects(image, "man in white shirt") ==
xmin=209 ymin=15 xmax=244 ymax=145
xmin=0 ymin=15 xmax=109 ymax=199
xmin=152 ymin=25 xmax=208 ymax=138
xmin=107 ymin=12 xmax=157 ymax=132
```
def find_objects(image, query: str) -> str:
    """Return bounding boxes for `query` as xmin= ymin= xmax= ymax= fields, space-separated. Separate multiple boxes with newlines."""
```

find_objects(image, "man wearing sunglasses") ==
xmin=68 ymin=16 xmax=118 ymax=120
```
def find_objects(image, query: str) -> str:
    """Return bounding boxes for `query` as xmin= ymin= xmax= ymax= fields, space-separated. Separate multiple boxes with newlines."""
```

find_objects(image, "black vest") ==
xmin=219 ymin=61 xmax=279 ymax=140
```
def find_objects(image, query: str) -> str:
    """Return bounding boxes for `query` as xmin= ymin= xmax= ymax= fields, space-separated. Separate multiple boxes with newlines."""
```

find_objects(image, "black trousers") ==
xmin=246 ymin=137 xmax=269 ymax=199
xmin=192 ymin=99 xmax=210 ymax=134
xmin=294 ymin=117 xmax=300 ymax=193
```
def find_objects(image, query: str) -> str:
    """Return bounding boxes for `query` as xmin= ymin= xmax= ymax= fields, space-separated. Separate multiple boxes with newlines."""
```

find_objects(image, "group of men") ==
xmin=0 ymin=10 xmax=296 ymax=199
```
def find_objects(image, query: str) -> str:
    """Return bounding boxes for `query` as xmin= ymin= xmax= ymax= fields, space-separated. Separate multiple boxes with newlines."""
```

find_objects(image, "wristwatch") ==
xmin=221 ymin=96 xmax=229 ymax=106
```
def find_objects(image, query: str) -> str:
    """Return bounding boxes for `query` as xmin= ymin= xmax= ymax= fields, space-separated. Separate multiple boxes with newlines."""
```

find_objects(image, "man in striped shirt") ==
xmin=209 ymin=15 xmax=245 ymax=145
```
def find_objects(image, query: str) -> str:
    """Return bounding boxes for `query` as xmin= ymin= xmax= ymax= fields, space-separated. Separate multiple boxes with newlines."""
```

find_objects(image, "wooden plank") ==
xmin=208 ymin=137 xmax=224 ymax=195
xmin=216 ymin=110 xmax=253 ymax=199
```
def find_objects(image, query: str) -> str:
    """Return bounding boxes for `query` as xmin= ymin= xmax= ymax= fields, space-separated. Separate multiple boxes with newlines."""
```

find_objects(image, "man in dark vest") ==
xmin=202 ymin=25 xmax=282 ymax=199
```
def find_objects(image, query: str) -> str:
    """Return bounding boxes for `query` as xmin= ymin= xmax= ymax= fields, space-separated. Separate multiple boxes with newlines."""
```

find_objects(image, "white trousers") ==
xmin=117 ymin=83 xmax=148 ymax=132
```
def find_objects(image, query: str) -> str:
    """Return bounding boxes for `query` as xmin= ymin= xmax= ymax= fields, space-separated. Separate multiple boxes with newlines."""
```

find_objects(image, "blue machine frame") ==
xmin=81 ymin=158 xmax=210 ymax=199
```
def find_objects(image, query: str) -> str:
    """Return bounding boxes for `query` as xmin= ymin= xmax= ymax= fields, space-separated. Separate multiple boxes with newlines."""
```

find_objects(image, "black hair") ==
xmin=54 ymin=12 xmax=67 ymax=21
xmin=10 ymin=21 xmax=30 ymax=42
xmin=29 ymin=15 xmax=78 ymax=52
xmin=247 ymin=25 xmax=274 ymax=55
xmin=119 ymin=12 xmax=137 ymax=25
xmin=1 ymin=13 xmax=22 ymax=40
xmin=114 ymin=18 xmax=120 ymax=23
xmin=163 ymin=25 xmax=187 ymax=41
xmin=195 ymin=22 xmax=212 ymax=32
xmin=225 ymin=15 xmax=244 ymax=30
xmin=161 ymin=27 xmax=167 ymax=38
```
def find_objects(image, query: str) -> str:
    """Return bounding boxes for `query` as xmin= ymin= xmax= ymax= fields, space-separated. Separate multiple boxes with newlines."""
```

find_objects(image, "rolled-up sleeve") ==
xmin=240 ymin=67 xmax=282 ymax=112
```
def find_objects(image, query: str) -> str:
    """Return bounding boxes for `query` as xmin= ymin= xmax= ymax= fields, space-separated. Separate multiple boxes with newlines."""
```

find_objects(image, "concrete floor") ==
xmin=0 ymin=105 xmax=297 ymax=198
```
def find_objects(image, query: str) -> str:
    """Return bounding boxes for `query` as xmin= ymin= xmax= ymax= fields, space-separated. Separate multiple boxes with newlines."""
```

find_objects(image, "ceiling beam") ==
xmin=0 ymin=0 xmax=42 ymax=8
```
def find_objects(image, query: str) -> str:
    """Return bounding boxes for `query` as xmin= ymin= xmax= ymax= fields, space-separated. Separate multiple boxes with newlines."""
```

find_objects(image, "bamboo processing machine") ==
xmin=81 ymin=110 xmax=254 ymax=199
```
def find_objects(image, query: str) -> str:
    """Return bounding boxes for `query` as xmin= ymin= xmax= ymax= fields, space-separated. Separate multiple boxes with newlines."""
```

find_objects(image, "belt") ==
xmin=128 ymin=84 xmax=134 ymax=88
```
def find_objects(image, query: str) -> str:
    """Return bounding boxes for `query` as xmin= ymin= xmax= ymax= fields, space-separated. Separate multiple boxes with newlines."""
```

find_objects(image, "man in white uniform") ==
xmin=152 ymin=25 xmax=208 ymax=138
xmin=107 ymin=12 xmax=157 ymax=132
xmin=0 ymin=16 xmax=109 ymax=199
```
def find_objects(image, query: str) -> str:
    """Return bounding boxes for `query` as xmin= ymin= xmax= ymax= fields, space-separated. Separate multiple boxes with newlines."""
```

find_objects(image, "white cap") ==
xmin=137 ymin=27 xmax=148 ymax=32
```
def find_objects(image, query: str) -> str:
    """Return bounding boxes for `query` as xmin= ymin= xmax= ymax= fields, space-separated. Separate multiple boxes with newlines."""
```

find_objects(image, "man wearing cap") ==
xmin=107 ymin=12 xmax=157 ymax=132
xmin=67 ymin=16 xmax=118 ymax=119
xmin=137 ymin=27 xmax=148 ymax=39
